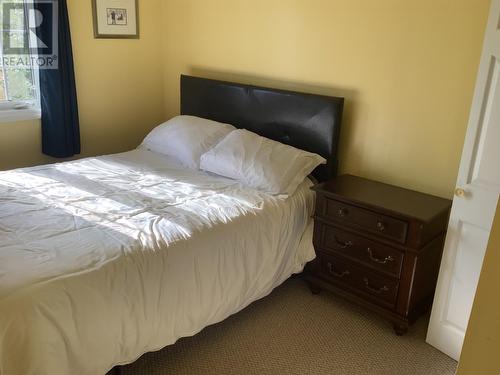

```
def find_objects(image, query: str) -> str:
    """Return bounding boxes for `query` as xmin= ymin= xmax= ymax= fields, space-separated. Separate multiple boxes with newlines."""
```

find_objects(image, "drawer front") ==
xmin=317 ymin=254 xmax=399 ymax=308
xmin=315 ymin=222 xmax=404 ymax=277
xmin=321 ymin=197 xmax=408 ymax=244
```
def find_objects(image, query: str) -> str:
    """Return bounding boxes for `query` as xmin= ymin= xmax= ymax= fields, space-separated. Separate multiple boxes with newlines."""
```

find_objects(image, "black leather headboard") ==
xmin=180 ymin=75 xmax=344 ymax=182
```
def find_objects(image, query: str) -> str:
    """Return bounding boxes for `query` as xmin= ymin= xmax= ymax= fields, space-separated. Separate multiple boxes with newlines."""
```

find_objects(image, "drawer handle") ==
xmin=376 ymin=221 xmax=386 ymax=231
xmin=327 ymin=262 xmax=350 ymax=278
xmin=338 ymin=208 xmax=348 ymax=217
xmin=363 ymin=277 xmax=389 ymax=294
xmin=333 ymin=236 xmax=353 ymax=249
xmin=367 ymin=248 xmax=395 ymax=264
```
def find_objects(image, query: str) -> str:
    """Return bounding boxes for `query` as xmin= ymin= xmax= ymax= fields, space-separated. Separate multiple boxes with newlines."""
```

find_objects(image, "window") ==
xmin=0 ymin=0 xmax=40 ymax=122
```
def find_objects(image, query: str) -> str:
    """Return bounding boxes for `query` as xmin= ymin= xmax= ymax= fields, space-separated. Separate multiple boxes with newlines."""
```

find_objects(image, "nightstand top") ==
xmin=312 ymin=174 xmax=452 ymax=223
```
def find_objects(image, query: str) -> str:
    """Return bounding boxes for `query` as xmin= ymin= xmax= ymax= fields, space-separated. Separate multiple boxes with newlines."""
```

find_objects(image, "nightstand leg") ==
xmin=393 ymin=322 xmax=408 ymax=336
xmin=307 ymin=281 xmax=322 ymax=295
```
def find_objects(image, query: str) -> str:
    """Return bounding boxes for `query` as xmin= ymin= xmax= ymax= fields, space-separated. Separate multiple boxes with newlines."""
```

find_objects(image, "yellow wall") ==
xmin=457 ymin=201 xmax=500 ymax=375
xmin=0 ymin=0 xmax=165 ymax=171
xmin=161 ymin=0 xmax=490 ymax=198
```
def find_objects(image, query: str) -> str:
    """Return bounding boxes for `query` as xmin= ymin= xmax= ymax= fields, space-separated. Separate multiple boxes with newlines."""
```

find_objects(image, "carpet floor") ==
xmin=120 ymin=277 xmax=457 ymax=375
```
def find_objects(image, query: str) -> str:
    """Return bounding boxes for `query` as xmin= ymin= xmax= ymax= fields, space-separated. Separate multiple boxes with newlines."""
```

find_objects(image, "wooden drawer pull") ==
xmin=327 ymin=262 xmax=350 ymax=278
xmin=367 ymin=248 xmax=395 ymax=264
xmin=333 ymin=236 xmax=353 ymax=249
xmin=363 ymin=277 xmax=389 ymax=294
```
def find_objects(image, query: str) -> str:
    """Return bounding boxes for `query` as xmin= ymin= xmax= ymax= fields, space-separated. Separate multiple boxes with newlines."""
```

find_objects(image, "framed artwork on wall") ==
xmin=92 ymin=0 xmax=139 ymax=39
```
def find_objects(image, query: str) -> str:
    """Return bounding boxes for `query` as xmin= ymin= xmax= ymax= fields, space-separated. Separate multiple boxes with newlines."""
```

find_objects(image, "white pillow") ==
xmin=140 ymin=115 xmax=235 ymax=169
xmin=200 ymin=129 xmax=326 ymax=196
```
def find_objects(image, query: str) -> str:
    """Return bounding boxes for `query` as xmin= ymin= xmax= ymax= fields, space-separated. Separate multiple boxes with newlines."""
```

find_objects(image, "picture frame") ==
xmin=92 ymin=0 xmax=139 ymax=39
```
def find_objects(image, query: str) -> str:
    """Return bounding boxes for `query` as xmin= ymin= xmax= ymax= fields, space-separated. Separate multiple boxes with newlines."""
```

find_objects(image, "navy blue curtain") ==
xmin=35 ymin=0 xmax=80 ymax=157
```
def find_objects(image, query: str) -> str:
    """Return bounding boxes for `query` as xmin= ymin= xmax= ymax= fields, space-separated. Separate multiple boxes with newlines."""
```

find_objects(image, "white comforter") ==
xmin=0 ymin=150 xmax=316 ymax=375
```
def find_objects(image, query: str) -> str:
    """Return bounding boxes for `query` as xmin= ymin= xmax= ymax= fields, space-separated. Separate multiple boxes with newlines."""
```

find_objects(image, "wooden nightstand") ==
xmin=306 ymin=174 xmax=452 ymax=335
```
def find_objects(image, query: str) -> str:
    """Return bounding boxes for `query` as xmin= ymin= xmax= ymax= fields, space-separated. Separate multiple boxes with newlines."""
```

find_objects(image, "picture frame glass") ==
xmin=94 ymin=0 xmax=138 ymax=38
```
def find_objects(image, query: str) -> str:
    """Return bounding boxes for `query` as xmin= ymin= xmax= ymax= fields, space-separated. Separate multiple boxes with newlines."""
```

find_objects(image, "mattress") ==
xmin=0 ymin=149 xmax=316 ymax=375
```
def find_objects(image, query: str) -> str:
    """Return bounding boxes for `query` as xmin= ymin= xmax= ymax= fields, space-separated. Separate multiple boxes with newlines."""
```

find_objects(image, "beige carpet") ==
xmin=119 ymin=277 xmax=457 ymax=375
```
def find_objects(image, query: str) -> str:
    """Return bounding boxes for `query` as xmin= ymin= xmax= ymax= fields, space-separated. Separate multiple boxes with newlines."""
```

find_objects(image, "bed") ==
xmin=0 ymin=76 xmax=344 ymax=375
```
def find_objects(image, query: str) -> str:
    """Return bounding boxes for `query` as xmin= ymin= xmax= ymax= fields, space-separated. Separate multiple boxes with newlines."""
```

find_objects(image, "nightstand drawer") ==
xmin=315 ymin=222 xmax=404 ymax=277
xmin=317 ymin=254 xmax=399 ymax=308
xmin=321 ymin=197 xmax=408 ymax=244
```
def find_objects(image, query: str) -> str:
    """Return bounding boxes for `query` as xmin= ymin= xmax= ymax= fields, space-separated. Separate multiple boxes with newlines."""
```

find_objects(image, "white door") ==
xmin=426 ymin=0 xmax=500 ymax=360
